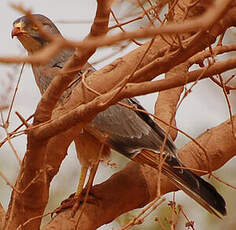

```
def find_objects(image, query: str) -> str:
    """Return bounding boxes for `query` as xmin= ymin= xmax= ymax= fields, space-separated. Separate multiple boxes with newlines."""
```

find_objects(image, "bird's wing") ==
xmin=13 ymin=14 xmax=226 ymax=218
xmin=90 ymin=97 xmax=227 ymax=217
xmin=32 ymin=49 xmax=176 ymax=157
xmin=90 ymin=98 xmax=176 ymax=158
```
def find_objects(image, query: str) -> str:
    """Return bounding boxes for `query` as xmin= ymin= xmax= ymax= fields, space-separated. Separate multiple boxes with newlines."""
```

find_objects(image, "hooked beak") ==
xmin=11 ymin=22 xmax=26 ymax=38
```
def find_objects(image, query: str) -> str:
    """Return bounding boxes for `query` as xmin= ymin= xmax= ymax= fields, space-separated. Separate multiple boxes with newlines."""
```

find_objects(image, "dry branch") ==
xmin=0 ymin=203 xmax=5 ymax=229
xmin=0 ymin=1 xmax=235 ymax=66
xmin=2 ymin=0 xmax=236 ymax=229
xmin=44 ymin=114 xmax=236 ymax=229
xmin=28 ymin=56 xmax=236 ymax=141
xmin=3 ymin=1 xmax=112 ymax=229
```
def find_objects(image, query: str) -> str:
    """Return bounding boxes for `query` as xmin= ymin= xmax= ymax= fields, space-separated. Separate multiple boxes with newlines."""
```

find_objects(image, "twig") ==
xmin=0 ymin=112 xmax=21 ymax=165
xmin=15 ymin=111 xmax=30 ymax=128
xmin=0 ymin=170 xmax=21 ymax=194
xmin=101 ymin=37 xmax=156 ymax=107
xmin=119 ymin=197 xmax=166 ymax=230
xmin=6 ymin=63 xmax=25 ymax=124
xmin=110 ymin=10 xmax=142 ymax=46
xmin=16 ymin=211 xmax=55 ymax=230
xmin=0 ymin=114 xmax=33 ymax=148
xmin=218 ymin=74 xmax=236 ymax=139
xmin=179 ymin=206 xmax=195 ymax=230
xmin=211 ymin=173 xmax=236 ymax=190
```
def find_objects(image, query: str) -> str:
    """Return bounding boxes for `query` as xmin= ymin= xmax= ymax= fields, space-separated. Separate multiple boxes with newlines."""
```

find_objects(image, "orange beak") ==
xmin=11 ymin=22 xmax=26 ymax=38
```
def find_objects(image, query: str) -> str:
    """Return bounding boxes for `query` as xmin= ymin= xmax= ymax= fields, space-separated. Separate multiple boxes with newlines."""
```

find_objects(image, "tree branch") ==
xmin=30 ymin=56 xmax=236 ymax=141
xmin=1 ymin=0 xmax=235 ymax=66
xmin=44 ymin=114 xmax=236 ymax=230
xmin=3 ymin=1 xmax=236 ymax=229
xmin=3 ymin=1 xmax=112 ymax=229
xmin=0 ymin=202 xmax=5 ymax=229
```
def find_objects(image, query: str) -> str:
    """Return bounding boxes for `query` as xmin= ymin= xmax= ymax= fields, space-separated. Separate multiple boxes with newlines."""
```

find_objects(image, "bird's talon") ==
xmin=51 ymin=193 xmax=77 ymax=217
xmin=52 ymin=191 xmax=98 ymax=218
xmin=70 ymin=194 xmax=83 ymax=217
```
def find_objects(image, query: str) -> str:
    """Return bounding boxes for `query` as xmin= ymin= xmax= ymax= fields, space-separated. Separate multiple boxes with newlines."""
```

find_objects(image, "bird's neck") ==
xmin=17 ymin=35 xmax=43 ymax=53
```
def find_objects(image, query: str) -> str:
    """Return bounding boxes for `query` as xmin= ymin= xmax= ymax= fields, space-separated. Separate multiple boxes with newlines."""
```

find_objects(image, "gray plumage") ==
xmin=12 ymin=14 xmax=226 ymax=217
xmin=92 ymin=98 xmax=176 ymax=157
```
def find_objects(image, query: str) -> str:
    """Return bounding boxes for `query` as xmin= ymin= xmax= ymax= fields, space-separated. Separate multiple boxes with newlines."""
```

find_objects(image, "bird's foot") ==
xmin=71 ymin=193 xmax=83 ymax=217
xmin=52 ymin=193 xmax=76 ymax=217
xmin=52 ymin=190 xmax=97 ymax=217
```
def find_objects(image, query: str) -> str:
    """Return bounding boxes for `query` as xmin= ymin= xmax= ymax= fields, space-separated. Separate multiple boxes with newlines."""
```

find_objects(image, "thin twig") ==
xmin=179 ymin=206 xmax=195 ymax=230
xmin=101 ymin=37 xmax=156 ymax=107
xmin=16 ymin=211 xmax=55 ymax=230
xmin=0 ymin=170 xmax=21 ymax=194
xmin=211 ymin=173 xmax=236 ymax=190
xmin=218 ymin=74 xmax=236 ymax=139
xmin=0 ymin=112 xmax=21 ymax=165
xmin=0 ymin=114 xmax=33 ymax=148
xmin=6 ymin=63 xmax=25 ymax=124
xmin=15 ymin=111 xmax=30 ymax=128
xmin=119 ymin=197 xmax=166 ymax=230
xmin=110 ymin=10 xmax=142 ymax=46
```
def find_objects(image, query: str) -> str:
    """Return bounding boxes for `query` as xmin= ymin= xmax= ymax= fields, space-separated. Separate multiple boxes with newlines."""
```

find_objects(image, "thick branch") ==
xmin=1 ymin=0 xmax=235 ymax=66
xmin=44 ymin=115 xmax=236 ymax=229
xmin=34 ymin=0 xmax=111 ymax=125
xmin=31 ymin=56 xmax=236 ymax=140
xmin=154 ymin=64 xmax=186 ymax=140
xmin=58 ymin=4 xmax=235 ymax=112
xmin=3 ymin=1 xmax=112 ymax=230
xmin=0 ymin=203 xmax=5 ymax=229
xmin=4 ymin=1 xmax=236 ymax=229
xmin=188 ymin=43 xmax=236 ymax=66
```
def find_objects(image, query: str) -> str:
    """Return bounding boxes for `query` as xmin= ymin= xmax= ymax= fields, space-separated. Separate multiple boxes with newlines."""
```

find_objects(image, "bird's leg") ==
xmin=70 ymin=166 xmax=88 ymax=216
xmin=84 ymin=162 xmax=99 ymax=191
xmin=72 ymin=144 xmax=104 ymax=217
xmin=72 ymin=161 xmax=101 ymax=218
xmin=52 ymin=167 xmax=92 ymax=217
xmin=75 ymin=166 xmax=88 ymax=197
xmin=53 ymin=142 xmax=105 ymax=217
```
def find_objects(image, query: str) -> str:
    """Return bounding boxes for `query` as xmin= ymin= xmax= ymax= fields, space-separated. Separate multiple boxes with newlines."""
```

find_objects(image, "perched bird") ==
xmin=12 ymin=14 xmax=226 ymax=217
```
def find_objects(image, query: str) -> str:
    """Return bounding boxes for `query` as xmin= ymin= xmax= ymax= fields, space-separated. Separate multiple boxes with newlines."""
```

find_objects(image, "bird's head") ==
xmin=12 ymin=14 xmax=61 ymax=53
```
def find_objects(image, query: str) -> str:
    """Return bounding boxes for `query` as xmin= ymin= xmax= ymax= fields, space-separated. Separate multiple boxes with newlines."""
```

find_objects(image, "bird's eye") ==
xmin=32 ymin=25 xmax=39 ymax=31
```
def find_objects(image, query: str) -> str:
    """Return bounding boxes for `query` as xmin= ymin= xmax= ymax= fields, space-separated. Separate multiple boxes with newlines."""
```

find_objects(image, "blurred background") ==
xmin=0 ymin=0 xmax=235 ymax=229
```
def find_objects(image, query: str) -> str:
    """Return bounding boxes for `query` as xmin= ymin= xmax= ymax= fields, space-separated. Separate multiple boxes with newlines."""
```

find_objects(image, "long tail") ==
xmin=134 ymin=150 xmax=226 ymax=218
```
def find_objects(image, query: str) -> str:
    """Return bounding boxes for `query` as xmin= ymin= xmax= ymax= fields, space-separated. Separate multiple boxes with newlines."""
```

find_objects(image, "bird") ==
xmin=12 ymin=14 xmax=226 ymax=218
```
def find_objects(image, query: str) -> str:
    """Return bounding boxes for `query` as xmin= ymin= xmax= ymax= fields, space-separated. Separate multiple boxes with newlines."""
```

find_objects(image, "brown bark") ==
xmin=2 ymin=0 xmax=236 ymax=229
xmin=3 ymin=1 xmax=112 ymax=229
xmin=44 ymin=115 xmax=236 ymax=230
